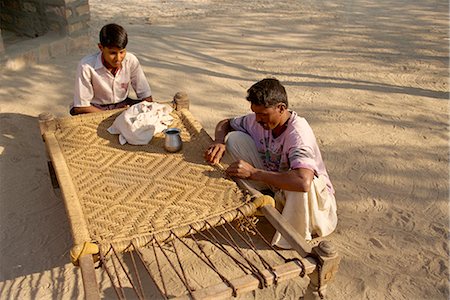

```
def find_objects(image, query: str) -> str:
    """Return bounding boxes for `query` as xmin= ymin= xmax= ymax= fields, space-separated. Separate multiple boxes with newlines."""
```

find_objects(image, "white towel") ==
xmin=107 ymin=101 xmax=174 ymax=145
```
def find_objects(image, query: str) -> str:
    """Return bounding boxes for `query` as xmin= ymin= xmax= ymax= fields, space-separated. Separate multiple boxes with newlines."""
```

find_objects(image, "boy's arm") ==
xmin=73 ymin=60 xmax=96 ymax=111
xmin=129 ymin=54 xmax=152 ymax=100
xmin=71 ymin=105 xmax=103 ymax=115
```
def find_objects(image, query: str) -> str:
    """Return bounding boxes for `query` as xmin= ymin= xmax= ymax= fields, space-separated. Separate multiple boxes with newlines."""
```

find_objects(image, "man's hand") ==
xmin=226 ymin=160 xmax=256 ymax=179
xmin=204 ymin=142 xmax=226 ymax=164
xmin=205 ymin=118 xmax=234 ymax=165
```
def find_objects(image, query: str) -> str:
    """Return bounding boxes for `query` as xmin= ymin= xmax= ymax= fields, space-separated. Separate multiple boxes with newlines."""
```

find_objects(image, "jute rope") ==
xmin=99 ymin=215 xmax=307 ymax=299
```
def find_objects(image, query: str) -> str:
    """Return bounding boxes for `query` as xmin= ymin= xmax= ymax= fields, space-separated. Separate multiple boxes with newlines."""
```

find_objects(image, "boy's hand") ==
xmin=142 ymin=96 xmax=153 ymax=102
xmin=204 ymin=142 xmax=226 ymax=165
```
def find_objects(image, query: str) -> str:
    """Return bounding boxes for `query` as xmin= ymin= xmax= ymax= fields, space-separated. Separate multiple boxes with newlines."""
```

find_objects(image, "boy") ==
xmin=70 ymin=23 xmax=153 ymax=115
xmin=204 ymin=78 xmax=337 ymax=248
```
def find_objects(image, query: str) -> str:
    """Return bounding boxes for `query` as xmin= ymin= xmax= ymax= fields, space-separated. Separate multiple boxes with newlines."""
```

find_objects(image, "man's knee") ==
xmin=225 ymin=131 xmax=265 ymax=170
xmin=225 ymin=131 xmax=253 ymax=149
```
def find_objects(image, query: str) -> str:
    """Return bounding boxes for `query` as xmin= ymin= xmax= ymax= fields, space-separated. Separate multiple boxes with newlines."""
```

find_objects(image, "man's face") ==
xmin=251 ymin=103 xmax=284 ymax=130
xmin=98 ymin=45 xmax=127 ymax=69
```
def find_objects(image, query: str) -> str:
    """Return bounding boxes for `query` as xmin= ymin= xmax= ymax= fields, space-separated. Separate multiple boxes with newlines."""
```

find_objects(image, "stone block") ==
xmin=67 ymin=22 xmax=84 ymax=34
xmin=45 ymin=5 xmax=65 ymax=17
xmin=65 ymin=8 xmax=72 ymax=18
xmin=68 ymin=34 xmax=90 ymax=51
xmin=49 ymin=22 xmax=64 ymax=34
xmin=49 ymin=38 xmax=67 ymax=57
xmin=23 ymin=2 xmax=38 ymax=13
xmin=22 ymin=49 xmax=39 ymax=64
xmin=75 ymin=4 xmax=89 ymax=16
xmin=39 ymin=43 xmax=51 ymax=61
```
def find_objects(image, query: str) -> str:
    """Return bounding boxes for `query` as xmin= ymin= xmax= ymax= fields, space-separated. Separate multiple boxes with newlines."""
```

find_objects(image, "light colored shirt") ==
xmin=73 ymin=52 xmax=152 ymax=107
xmin=230 ymin=111 xmax=335 ymax=194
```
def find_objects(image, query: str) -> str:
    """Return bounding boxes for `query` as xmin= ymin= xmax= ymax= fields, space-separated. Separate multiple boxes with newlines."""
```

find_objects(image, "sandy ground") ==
xmin=0 ymin=0 xmax=449 ymax=299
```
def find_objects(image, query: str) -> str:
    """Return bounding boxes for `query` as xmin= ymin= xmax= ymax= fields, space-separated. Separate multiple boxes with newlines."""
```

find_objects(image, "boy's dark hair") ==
xmin=99 ymin=23 xmax=128 ymax=49
xmin=246 ymin=78 xmax=288 ymax=108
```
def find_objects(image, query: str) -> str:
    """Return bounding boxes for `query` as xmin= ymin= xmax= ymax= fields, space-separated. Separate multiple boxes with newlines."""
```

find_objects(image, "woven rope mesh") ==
xmin=50 ymin=109 xmax=253 ymax=251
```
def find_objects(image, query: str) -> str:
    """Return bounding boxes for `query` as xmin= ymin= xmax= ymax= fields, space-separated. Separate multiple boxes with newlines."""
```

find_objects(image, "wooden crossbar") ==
xmin=43 ymin=131 xmax=91 ymax=245
xmin=173 ymin=258 xmax=317 ymax=300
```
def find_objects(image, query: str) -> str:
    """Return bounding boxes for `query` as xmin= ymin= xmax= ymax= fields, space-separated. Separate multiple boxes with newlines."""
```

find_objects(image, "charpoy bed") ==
xmin=38 ymin=93 xmax=340 ymax=300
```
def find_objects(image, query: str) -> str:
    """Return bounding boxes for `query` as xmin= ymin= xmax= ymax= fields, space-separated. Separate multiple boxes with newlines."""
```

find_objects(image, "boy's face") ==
xmin=98 ymin=44 xmax=127 ymax=69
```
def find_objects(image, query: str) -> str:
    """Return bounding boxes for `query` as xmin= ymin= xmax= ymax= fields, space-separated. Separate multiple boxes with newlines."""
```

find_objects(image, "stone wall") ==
xmin=0 ymin=0 xmax=91 ymax=66
xmin=0 ymin=0 xmax=90 ymax=38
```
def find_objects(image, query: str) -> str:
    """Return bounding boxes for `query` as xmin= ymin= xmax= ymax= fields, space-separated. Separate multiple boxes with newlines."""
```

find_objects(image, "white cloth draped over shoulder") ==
xmin=107 ymin=101 xmax=174 ymax=145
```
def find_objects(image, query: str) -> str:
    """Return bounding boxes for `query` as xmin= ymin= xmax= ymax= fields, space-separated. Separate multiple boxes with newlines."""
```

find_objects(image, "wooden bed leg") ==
xmin=38 ymin=112 xmax=56 ymax=135
xmin=259 ymin=204 xmax=340 ymax=299
xmin=304 ymin=241 xmax=340 ymax=300
xmin=173 ymin=91 xmax=189 ymax=111
xmin=78 ymin=254 xmax=101 ymax=300
xmin=39 ymin=113 xmax=60 ymax=189
xmin=47 ymin=161 xmax=60 ymax=189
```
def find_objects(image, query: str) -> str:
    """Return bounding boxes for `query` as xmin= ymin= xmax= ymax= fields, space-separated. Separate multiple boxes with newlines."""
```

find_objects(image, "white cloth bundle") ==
xmin=107 ymin=101 xmax=174 ymax=145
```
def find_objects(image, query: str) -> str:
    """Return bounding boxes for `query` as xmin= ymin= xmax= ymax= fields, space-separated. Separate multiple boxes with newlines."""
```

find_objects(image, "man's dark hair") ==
xmin=246 ymin=78 xmax=288 ymax=108
xmin=99 ymin=23 xmax=128 ymax=49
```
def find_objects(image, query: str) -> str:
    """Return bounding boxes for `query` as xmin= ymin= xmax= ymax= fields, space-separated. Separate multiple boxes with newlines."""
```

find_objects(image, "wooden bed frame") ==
xmin=38 ymin=93 xmax=340 ymax=300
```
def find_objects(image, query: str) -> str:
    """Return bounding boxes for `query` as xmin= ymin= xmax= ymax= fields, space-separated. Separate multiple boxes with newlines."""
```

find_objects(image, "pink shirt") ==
xmin=73 ymin=52 xmax=152 ymax=107
xmin=230 ymin=111 xmax=335 ymax=194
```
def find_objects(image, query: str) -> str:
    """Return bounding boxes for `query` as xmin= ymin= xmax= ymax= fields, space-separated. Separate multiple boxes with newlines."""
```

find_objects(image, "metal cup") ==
xmin=163 ymin=128 xmax=182 ymax=153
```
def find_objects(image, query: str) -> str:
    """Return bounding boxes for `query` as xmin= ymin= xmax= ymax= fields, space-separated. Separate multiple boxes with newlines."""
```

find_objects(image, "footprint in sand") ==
xmin=442 ymin=240 xmax=449 ymax=254
xmin=369 ymin=237 xmax=386 ymax=249
xmin=430 ymin=222 xmax=447 ymax=237
xmin=371 ymin=198 xmax=385 ymax=212
xmin=343 ymin=277 xmax=367 ymax=296
xmin=387 ymin=208 xmax=416 ymax=232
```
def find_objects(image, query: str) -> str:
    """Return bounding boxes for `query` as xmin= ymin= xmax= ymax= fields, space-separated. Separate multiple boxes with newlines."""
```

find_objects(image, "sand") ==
xmin=0 ymin=0 xmax=448 ymax=299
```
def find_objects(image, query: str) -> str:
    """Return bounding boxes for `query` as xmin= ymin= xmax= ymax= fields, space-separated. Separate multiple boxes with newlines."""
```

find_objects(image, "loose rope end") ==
xmin=252 ymin=195 xmax=275 ymax=209
xmin=70 ymin=242 xmax=100 ymax=266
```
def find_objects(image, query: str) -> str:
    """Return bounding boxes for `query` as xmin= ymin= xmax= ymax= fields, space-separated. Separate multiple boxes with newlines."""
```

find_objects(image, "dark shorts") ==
xmin=70 ymin=98 xmax=143 ymax=115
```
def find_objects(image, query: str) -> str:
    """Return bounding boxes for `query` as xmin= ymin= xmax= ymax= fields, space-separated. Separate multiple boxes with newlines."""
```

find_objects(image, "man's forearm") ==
xmin=251 ymin=169 xmax=313 ymax=192
xmin=214 ymin=119 xmax=233 ymax=143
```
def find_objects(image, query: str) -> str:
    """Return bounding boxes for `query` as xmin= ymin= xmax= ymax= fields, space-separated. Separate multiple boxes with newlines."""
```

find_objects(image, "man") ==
xmin=71 ymin=23 xmax=153 ymax=115
xmin=204 ymin=78 xmax=337 ymax=248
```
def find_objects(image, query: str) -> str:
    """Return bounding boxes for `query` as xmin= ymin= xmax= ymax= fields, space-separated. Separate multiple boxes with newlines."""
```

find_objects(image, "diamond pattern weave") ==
xmin=49 ymin=109 xmax=252 ymax=251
